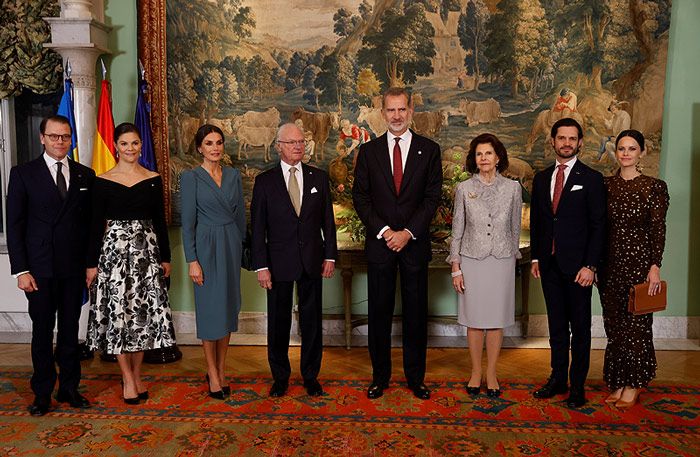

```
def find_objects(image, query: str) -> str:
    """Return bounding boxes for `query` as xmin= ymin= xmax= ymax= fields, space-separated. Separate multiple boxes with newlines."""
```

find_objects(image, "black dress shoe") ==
xmin=206 ymin=374 xmax=225 ymax=400
xmin=29 ymin=396 xmax=50 ymax=416
xmin=303 ymin=379 xmax=324 ymax=396
xmin=566 ymin=390 xmax=586 ymax=408
xmin=367 ymin=382 xmax=388 ymax=399
xmin=533 ymin=378 xmax=568 ymax=399
xmin=410 ymin=384 xmax=431 ymax=400
xmin=269 ymin=380 xmax=288 ymax=397
xmin=55 ymin=390 xmax=91 ymax=409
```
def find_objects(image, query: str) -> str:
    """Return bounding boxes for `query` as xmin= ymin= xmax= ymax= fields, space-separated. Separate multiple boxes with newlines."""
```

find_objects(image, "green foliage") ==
xmin=458 ymin=0 xmax=490 ymax=89
xmin=315 ymin=53 xmax=356 ymax=110
xmin=336 ymin=207 xmax=366 ymax=243
xmin=357 ymin=4 xmax=436 ymax=87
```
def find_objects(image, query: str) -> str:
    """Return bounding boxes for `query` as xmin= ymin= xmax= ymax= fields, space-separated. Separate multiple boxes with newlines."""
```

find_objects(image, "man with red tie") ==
xmin=530 ymin=118 xmax=606 ymax=408
xmin=352 ymin=87 xmax=443 ymax=400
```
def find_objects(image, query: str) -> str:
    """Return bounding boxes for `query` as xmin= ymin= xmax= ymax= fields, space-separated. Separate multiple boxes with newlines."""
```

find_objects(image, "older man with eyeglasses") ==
xmin=251 ymin=123 xmax=337 ymax=397
xmin=6 ymin=115 xmax=96 ymax=416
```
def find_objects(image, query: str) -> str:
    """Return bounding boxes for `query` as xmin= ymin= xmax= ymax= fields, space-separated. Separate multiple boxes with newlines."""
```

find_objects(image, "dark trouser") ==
xmin=27 ymin=276 xmax=84 ymax=397
xmin=540 ymin=256 xmax=592 ymax=391
xmin=367 ymin=255 xmax=428 ymax=387
xmin=266 ymin=272 xmax=323 ymax=383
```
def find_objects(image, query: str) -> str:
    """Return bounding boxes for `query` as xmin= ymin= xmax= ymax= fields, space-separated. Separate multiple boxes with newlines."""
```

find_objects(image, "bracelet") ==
xmin=451 ymin=270 xmax=463 ymax=277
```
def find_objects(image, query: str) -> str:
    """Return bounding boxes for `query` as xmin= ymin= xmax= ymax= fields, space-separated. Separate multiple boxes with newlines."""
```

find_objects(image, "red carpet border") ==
xmin=1 ymin=371 xmax=699 ymax=456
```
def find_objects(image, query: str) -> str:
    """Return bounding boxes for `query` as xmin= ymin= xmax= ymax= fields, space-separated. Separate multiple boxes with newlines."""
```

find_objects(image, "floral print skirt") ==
xmin=87 ymin=220 xmax=176 ymax=354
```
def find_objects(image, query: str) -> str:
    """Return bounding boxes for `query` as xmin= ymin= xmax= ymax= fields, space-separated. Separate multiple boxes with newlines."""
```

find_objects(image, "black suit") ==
xmin=530 ymin=159 xmax=605 ymax=390
xmin=251 ymin=163 xmax=337 ymax=382
xmin=6 ymin=156 xmax=95 ymax=397
xmin=352 ymin=131 xmax=442 ymax=387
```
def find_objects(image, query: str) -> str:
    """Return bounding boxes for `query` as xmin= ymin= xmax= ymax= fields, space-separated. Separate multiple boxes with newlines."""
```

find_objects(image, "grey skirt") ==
xmin=457 ymin=255 xmax=516 ymax=329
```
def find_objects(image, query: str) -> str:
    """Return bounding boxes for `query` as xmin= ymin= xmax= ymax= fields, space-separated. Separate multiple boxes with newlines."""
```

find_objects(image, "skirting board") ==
xmin=1 ymin=311 xmax=698 ymax=339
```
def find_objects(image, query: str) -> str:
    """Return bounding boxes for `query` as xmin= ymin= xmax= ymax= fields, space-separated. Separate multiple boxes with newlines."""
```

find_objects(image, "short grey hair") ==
xmin=276 ymin=123 xmax=303 ymax=142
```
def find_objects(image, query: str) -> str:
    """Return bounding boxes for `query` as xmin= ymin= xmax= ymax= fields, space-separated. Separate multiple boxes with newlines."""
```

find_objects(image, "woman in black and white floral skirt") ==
xmin=86 ymin=122 xmax=175 ymax=404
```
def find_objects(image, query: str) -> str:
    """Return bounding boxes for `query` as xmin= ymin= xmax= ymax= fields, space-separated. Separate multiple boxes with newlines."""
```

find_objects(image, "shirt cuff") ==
xmin=405 ymin=229 xmax=416 ymax=240
xmin=377 ymin=226 xmax=390 ymax=239
xmin=531 ymin=259 xmax=539 ymax=263
xmin=255 ymin=267 xmax=269 ymax=272
xmin=12 ymin=271 xmax=30 ymax=279
xmin=324 ymin=259 xmax=335 ymax=263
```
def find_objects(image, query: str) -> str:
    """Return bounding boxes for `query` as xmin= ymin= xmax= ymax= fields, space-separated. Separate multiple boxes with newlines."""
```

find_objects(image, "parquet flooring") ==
xmin=1 ymin=344 xmax=698 ymax=384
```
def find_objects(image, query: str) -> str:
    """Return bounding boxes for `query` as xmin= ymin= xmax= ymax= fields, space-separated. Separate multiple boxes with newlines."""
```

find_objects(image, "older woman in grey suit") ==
xmin=448 ymin=133 xmax=522 ymax=397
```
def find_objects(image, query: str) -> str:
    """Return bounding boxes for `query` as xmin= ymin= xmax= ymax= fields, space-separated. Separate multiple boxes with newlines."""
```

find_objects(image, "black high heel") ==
xmin=221 ymin=385 xmax=231 ymax=396
xmin=466 ymin=384 xmax=481 ymax=395
xmin=206 ymin=374 xmax=225 ymax=400
xmin=121 ymin=381 xmax=140 ymax=405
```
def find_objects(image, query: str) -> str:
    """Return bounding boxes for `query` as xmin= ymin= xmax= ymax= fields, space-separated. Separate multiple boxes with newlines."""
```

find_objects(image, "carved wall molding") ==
xmin=137 ymin=0 xmax=171 ymax=223
xmin=71 ymin=74 xmax=96 ymax=89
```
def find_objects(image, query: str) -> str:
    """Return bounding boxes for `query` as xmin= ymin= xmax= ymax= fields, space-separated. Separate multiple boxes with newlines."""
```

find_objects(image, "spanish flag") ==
xmin=92 ymin=79 xmax=116 ymax=175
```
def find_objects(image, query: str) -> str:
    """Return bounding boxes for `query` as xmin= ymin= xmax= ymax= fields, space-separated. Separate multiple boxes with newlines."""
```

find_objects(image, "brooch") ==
xmin=468 ymin=192 xmax=478 ymax=199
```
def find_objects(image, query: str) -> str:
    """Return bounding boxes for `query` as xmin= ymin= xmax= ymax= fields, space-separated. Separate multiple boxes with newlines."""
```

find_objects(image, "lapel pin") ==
xmin=418 ymin=150 xmax=422 ymax=155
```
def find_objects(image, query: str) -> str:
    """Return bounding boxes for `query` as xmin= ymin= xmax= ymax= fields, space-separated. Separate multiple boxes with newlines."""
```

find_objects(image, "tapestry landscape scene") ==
xmin=165 ymin=0 xmax=671 ymax=238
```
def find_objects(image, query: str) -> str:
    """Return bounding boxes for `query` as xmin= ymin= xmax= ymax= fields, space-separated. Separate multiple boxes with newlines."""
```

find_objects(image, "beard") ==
xmin=554 ymin=144 xmax=580 ymax=159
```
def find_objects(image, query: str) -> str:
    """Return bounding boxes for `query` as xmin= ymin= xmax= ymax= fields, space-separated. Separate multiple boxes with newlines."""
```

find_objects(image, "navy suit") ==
xmin=7 ymin=156 xmax=95 ymax=397
xmin=352 ymin=131 xmax=442 ymax=387
xmin=251 ymin=163 xmax=337 ymax=382
xmin=530 ymin=159 xmax=605 ymax=390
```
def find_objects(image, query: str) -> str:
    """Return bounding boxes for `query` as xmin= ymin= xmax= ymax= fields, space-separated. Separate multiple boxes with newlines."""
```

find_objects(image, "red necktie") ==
xmin=393 ymin=137 xmax=403 ymax=195
xmin=551 ymin=163 xmax=566 ymax=254
xmin=551 ymin=163 xmax=566 ymax=213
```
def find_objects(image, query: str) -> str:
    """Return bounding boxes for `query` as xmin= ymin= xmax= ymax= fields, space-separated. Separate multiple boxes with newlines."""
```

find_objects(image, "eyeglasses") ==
xmin=278 ymin=140 xmax=307 ymax=146
xmin=44 ymin=134 xmax=72 ymax=142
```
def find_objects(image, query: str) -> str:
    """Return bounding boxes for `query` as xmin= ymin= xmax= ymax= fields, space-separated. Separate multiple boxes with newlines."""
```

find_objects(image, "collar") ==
xmin=388 ymin=129 xmax=412 ymax=144
xmin=554 ymin=156 xmax=577 ymax=169
xmin=43 ymin=151 xmax=69 ymax=169
xmin=280 ymin=160 xmax=302 ymax=175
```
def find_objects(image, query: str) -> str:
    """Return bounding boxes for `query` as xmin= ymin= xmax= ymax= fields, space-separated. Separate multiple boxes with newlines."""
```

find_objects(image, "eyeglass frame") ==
xmin=277 ymin=139 xmax=307 ymax=146
xmin=43 ymin=133 xmax=73 ymax=143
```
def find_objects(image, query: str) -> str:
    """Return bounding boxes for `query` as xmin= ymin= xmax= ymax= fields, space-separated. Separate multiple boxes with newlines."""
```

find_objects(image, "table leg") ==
xmin=342 ymin=267 xmax=354 ymax=350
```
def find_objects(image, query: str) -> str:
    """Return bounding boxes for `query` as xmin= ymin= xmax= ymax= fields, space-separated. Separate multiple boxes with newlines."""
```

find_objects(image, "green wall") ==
xmin=108 ymin=0 xmax=700 ymax=317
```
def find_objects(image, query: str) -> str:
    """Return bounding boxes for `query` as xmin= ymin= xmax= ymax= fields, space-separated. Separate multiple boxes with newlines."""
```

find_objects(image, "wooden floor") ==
xmin=1 ymin=344 xmax=699 ymax=385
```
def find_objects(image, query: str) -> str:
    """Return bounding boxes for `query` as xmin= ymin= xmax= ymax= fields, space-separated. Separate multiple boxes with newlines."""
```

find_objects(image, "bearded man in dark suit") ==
xmin=251 ymin=123 xmax=337 ymax=398
xmin=352 ymin=87 xmax=443 ymax=400
xmin=530 ymin=117 xmax=606 ymax=408
xmin=7 ymin=115 xmax=95 ymax=416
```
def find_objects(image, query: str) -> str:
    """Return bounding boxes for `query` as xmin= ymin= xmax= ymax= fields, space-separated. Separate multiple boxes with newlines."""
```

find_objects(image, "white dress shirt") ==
xmin=549 ymin=156 xmax=577 ymax=200
xmin=280 ymin=159 xmax=303 ymax=207
xmin=43 ymin=152 xmax=71 ymax=190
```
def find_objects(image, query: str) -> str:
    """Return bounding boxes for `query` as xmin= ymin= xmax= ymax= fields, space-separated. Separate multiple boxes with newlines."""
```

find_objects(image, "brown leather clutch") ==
xmin=628 ymin=281 xmax=667 ymax=315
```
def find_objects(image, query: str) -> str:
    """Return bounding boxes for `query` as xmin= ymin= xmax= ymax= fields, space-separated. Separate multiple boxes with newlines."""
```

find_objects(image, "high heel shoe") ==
xmin=138 ymin=391 xmax=149 ymax=400
xmin=615 ymin=390 xmax=640 ymax=410
xmin=466 ymin=383 xmax=481 ymax=395
xmin=486 ymin=379 xmax=501 ymax=398
xmin=221 ymin=385 xmax=231 ymax=396
xmin=206 ymin=374 xmax=225 ymax=400
xmin=605 ymin=389 xmax=623 ymax=405
xmin=121 ymin=381 xmax=140 ymax=405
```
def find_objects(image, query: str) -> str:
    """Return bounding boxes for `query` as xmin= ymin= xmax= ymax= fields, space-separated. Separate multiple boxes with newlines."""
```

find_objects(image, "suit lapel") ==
xmin=399 ymin=130 xmax=421 ymax=195
xmin=299 ymin=164 xmax=314 ymax=218
xmin=541 ymin=164 xmax=555 ymax=214
xmin=273 ymin=164 xmax=298 ymax=217
xmin=558 ymin=160 xmax=583 ymax=208
xmin=54 ymin=160 xmax=83 ymax=221
xmin=373 ymin=133 xmax=395 ymax=194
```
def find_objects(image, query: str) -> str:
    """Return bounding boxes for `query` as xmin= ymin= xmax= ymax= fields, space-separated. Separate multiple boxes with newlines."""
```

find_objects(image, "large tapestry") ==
xmin=165 ymin=0 xmax=672 ymax=239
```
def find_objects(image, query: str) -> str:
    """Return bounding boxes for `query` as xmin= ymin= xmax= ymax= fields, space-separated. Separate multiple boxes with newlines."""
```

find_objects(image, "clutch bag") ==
xmin=628 ymin=281 xmax=667 ymax=314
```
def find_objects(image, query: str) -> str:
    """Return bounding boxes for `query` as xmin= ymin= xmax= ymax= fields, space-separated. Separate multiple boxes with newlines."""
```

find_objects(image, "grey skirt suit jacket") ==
xmin=447 ymin=173 xmax=522 ymax=263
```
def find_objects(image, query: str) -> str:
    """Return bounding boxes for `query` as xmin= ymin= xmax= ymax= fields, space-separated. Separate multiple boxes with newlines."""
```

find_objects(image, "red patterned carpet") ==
xmin=1 ymin=370 xmax=699 ymax=456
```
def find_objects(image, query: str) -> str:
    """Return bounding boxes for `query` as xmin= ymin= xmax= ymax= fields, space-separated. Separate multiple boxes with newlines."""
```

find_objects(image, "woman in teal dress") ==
xmin=180 ymin=124 xmax=245 ymax=399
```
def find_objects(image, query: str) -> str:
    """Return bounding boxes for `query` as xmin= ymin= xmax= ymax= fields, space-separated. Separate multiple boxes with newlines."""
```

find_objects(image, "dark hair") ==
xmin=40 ymin=115 xmax=71 ymax=134
xmin=195 ymin=124 xmax=225 ymax=148
xmin=550 ymin=117 xmax=583 ymax=139
xmin=114 ymin=122 xmax=142 ymax=141
xmin=382 ymin=86 xmax=412 ymax=108
xmin=615 ymin=129 xmax=645 ymax=151
xmin=466 ymin=133 xmax=509 ymax=174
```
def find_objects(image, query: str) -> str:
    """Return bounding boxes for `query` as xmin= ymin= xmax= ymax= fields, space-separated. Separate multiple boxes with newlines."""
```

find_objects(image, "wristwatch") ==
xmin=585 ymin=265 xmax=597 ymax=273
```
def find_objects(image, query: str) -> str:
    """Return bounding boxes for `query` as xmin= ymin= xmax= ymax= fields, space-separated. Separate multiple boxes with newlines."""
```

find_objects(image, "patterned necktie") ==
xmin=551 ymin=163 xmax=567 ymax=213
xmin=288 ymin=166 xmax=301 ymax=216
xmin=56 ymin=161 xmax=67 ymax=200
xmin=393 ymin=137 xmax=403 ymax=195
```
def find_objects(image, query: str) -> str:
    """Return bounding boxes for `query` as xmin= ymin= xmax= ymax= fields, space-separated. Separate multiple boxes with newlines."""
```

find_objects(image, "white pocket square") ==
xmin=79 ymin=188 xmax=88 ymax=191
xmin=310 ymin=187 xmax=318 ymax=194
xmin=571 ymin=185 xmax=583 ymax=191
